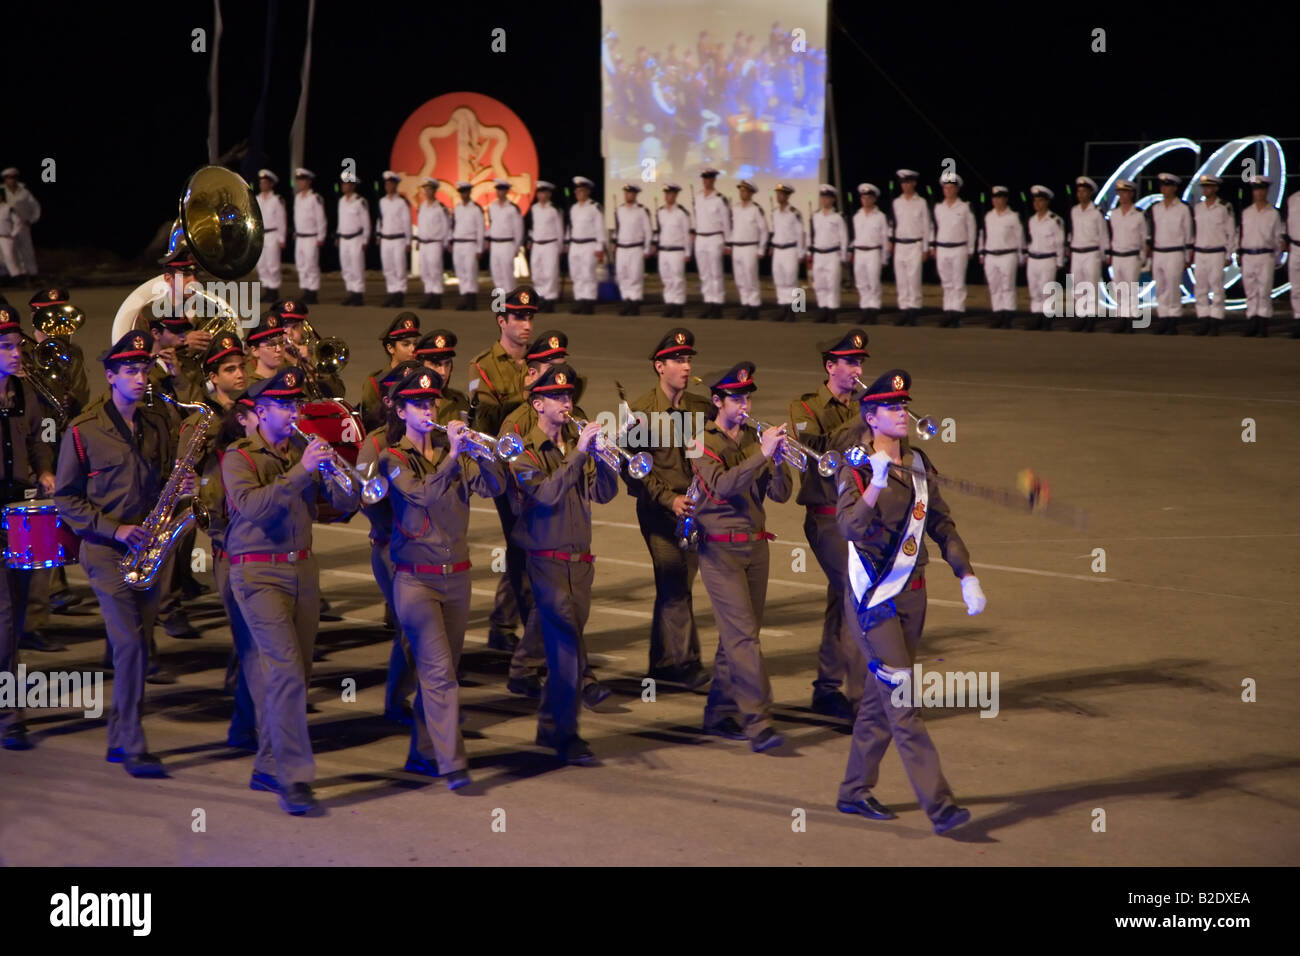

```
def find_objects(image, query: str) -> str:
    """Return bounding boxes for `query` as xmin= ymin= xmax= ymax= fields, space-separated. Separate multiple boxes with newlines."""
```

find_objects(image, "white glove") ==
xmin=868 ymin=450 xmax=892 ymax=488
xmin=961 ymin=575 xmax=986 ymax=616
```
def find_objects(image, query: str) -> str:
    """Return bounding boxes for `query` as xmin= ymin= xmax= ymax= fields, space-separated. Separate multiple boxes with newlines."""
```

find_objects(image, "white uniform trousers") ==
xmin=295 ymin=237 xmax=321 ymax=291
xmin=1026 ymin=256 xmax=1057 ymax=314
xmin=1151 ymin=251 xmax=1185 ymax=317
xmin=11 ymin=227 xmax=36 ymax=275
xmin=731 ymin=244 xmax=760 ymax=306
xmin=452 ymin=241 xmax=480 ymax=297
xmin=893 ymin=241 xmax=923 ymax=310
xmin=528 ymin=241 xmax=561 ymax=300
xmin=935 ymin=246 xmax=969 ymax=312
xmin=339 ymin=236 xmax=366 ymax=293
xmin=1070 ymin=250 xmax=1102 ymax=317
xmin=489 ymin=241 xmax=515 ymax=295
xmin=418 ymin=240 xmax=445 ymax=294
xmin=380 ymin=239 xmax=408 ymax=294
xmin=0 ymin=237 xmax=19 ymax=277
xmin=1240 ymin=252 xmax=1275 ymax=317
xmin=1108 ymin=255 xmax=1142 ymax=318
xmin=568 ymin=242 xmax=599 ymax=301
xmin=852 ymin=247 xmax=884 ymax=310
xmin=659 ymin=248 xmax=687 ymax=305
xmin=615 ymin=246 xmax=646 ymax=301
xmin=982 ymin=251 xmax=1018 ymax=313
xmin=257 ymin=237 xmax=282 ymax=290
xmin=811 ymin=251 xmax=841 ymax=309
xmin=771 ymin=246 xmax=799 ymax=305
xmin=1290 ymin=245 xmax=1300 ymax=316
xmin=1192 ymin=251 xmax=1226 ymax=319
xmin=695 ymin=234 xmax=725 ymax=304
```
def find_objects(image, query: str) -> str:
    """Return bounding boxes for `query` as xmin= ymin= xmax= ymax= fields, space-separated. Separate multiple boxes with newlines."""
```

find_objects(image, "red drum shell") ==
xmin=296 ymin=400 xmax=364 ymax=523
xmin=2 ymin=500 xmax=82 ymax=569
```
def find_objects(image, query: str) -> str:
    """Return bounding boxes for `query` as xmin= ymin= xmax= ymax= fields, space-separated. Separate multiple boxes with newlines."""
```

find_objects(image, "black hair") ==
xmin=216 ymin=404 xmax=252 ymax=447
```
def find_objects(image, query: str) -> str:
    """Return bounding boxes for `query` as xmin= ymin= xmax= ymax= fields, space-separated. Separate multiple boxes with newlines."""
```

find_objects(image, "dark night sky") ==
xmin=3 ymin=1 xmax=1287 ymax=261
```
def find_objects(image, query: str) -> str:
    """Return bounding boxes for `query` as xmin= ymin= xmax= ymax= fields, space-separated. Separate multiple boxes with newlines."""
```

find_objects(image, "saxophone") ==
xmin=119 ymin=391 xmax=214 ymax=590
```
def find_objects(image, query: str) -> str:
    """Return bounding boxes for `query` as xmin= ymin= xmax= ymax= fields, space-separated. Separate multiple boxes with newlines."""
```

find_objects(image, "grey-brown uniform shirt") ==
xmin=508 ymin=423 xmax=618 ymax=552
xmin=0 ymin=376 xmax=55 ymax=504
xmin=691 ymin=419 xmax=792 ymax=536
xmin=624 ymin=384 xmax=713 ymax=510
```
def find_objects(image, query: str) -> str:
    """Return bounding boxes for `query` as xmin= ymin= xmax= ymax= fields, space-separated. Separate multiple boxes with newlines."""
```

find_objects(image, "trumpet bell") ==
xmin=627 ymin=451 xmax=653 ymax=480
xmin=496 ymin=432 xmax=525 ymax=461
xmin=816 ymin=450 xmax=843 ymax=478
xmin=34 ymin=304 xmax=85 ymax=338
xmin=845 ymin=445 xmax=868 ymax=468
xmin=911 ymin=413 xmax=938 ymax=440
xmin=180 ymin=165 xmax=264 ymax=279
xmin=316 ymin=337 xmax=349 ymax=375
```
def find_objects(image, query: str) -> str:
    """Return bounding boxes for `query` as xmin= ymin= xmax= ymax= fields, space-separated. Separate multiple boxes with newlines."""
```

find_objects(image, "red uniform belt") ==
xmin=704 ymin=531 xmax=775 ymax=543
xmin=212 ymin=546 xmax=227 ymax=561
xmin=395 ymin=561 xmax=472 ymax=575
xmin=908 ymin=576 xmax=926 ymax=591
xmin=229 ymin=549 xmax=310 ymax=565
xmin=528 ymin=549 xmax=595 ymax=563
xmin=809 ymin=505 xmax=837 ymax=516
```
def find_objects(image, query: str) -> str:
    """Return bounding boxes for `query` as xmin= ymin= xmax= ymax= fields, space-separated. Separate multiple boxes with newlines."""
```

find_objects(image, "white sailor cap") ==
xmin=1248 ymin=175 xmax=1272 ymax=187
xmin=700 ymin=167 xmax=720 ymax=178
xmin=1075 ymin=176 xmax=1098 ymax=191
xmin=536 ymin=180 xmax=555 ymax=191
xmin=257 ymin=168 xmax=279 ymax=184
xmin=939 ymin=171 xmax=963 ymax=187
xmin=857 ymin=183 xmax=879 ymax=197
xmin=573 ymin=176 xmax=594 ymax=189
xmin=1198 ymin=174 xmax=1222 ymax=186
xmin=294 ymin=167 xmax=315 ymax=179
xmin=623 ymin=182 xmax=643 ymax=192
xmin=662 ymin=182 xmax=682 ymax=192
xmin=1115 ymin=179 xmax=1137 ymax=192
xmin=340 ymin=171 xmax=359 ymax=184
xmin=774 ymin=182 xmax=794 ymax=194
xmin=895 ymin=168 xmax=918 ymax=180
xmin=736 ymin=180 xmax=756 ymax=191
xmin=1156 ymin=172 xmax=1181 ymax=186
xmin=455 ymin=180 xmax=473 ymax=190
xmin=493 ymin=178 xmax=510 ymax=189
xmin=0 ymin=167 xmax=18 ymax=178
xmin=818 ymin=183 xmax=837 ymax=196
xmin=420 ymin=177 xmax=439 ymax=188
xmin=990 ymin=185 xmax=1010 ymax=197
xmin=382 ymin=170 xmax=401 ymax=183
xmin=1030 ymin=184 xmax=1054 ymax=199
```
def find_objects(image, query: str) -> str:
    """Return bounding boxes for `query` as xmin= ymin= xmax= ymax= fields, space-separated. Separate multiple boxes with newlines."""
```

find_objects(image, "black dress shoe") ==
xmin=145 ymin=664 xmax=177 ymax=685
xmin=106 ymin=746 xmax=124 ymax=763
xmin=49 ymin=590 xmax=83 ymax=613
xmin=303 ymin=290 xmax=319 ymax=304
xmin=933 ymin=805 xmax=972 ymax=834
xmin=403 ymin=756 xmax=440 ymax=777
xmin=445 ymin=769 xmax=472 ymax=791
xmin=561 ymin=737 xmax=596 ymax=765
xmin=751 ymin=728 xmax=785 ymax=753
xmin=249 ymin=770 xmax=279 ymax=792
xmin=384 ymin=702 xmax=415 ymax=727
xmin=163 ymin=611 xmax=202 ymax=640
xmin=487 ymin=628 xmax=520 ymax=652
xmin=678 ymin=663 xmax=711 ymax=692
xmin=507 ymin=675 xmax=543 ymax=698
xmin=581 ymin=681 xmax=612 ymax=708
xmin=123 ymin=753 xmax=167 ymax=778
xmin=704 ymin=717 xmax=747 ymax=741
xmin=279 ymin=782 xmax=318 ymax=815
xmin=19 ymin=630 xmax=66 ymax=652
xmin=382 ymin=293 xmax=398 ymax=308
xmin=227 ymin=730 xmax=258 ymax=751
xmin=457 ymin=295 xmax=472 ymax=311
xmin=811 ymin=691 xmax=854 ymax=720
xmin=837 ymin=796 xmax=898 ymax=820
xmin=421 ymin=295 xmax=437 ymax=309
xmin=2 ymin=725 xmax=33 ymax=750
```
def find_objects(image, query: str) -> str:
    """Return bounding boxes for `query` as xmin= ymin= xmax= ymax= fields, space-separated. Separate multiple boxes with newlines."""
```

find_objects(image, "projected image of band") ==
xmin=601 ymin=0 xmax=827 ymax=191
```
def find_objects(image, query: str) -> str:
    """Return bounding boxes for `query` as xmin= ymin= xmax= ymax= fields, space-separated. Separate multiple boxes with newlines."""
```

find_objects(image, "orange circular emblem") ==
xmin=853 ymin=335 xmax=863 ymax=348
xmin=269 ymin=315 xmax=280 ymax=327
xmin=675 ymin=332 xmax=686 ymax=344
xmin=285 ymin=371 xmax=297 ymax=386
xmin=554 ymin=371 xmax=567 ymax=385
xmin=548 ymin=335 xmax=560 ymax=349
xmin=49 ymin=289 xmax=59 ymax=299
xmin=403 ymin=318 xmax=414 ymax=329
xmin=520 ymin=290 xmax=532 ymax=305
xmin=737 ymin=367 xmax=749 ymax=382
xmin=133 ymin=336 xmax=146 ymax=350
xmin=434 ymin=335 xmax=447 ymax=348
xmin=222 ymin=337 xmax=234 ymax=348
xmin=913 ymin=501 xmax=926 ymax=520
xmin=891 ymin=375 xmax=904 ymax=391
xmin=284 ymin=301 xmax=295 ymax=312
xmin=419 ymin=374 xmax=431 ymax=388
xmin=902 ymin=536 xmax=917 ymax=556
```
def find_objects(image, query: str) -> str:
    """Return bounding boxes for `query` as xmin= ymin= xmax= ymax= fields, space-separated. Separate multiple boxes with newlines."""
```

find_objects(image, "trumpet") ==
xmin=290 ymin=424 xmax=386 ymax=504
xmin=284 ymin=320 xmax=349 ymax=399
xmin=564 ymin=413 xmax=652 ymax=478
xmin=853 ymin=377 xmax=937 ymax=440
xmin=742 ymin=414 xmax=843 ymax=477
xmin=429 ymin=419 xmax=525 ymax=462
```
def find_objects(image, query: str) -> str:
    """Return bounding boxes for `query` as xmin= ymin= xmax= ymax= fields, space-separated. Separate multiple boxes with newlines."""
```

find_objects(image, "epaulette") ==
xmin=470 ymin=347 xmax=493 ymax=365
xmin=792 ymin=207 xmax=802 ymax=220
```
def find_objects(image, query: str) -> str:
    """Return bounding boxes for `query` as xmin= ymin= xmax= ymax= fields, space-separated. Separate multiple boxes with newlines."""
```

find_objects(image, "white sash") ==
xmin=847 ymin=453 xmax=929 ymax=610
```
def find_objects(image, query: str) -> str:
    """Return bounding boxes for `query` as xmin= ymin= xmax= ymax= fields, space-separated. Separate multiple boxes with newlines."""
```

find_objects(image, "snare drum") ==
xmin=297 ymin=399 xmax=364 ymax=523
xmin=2 ymin=500 xmax=82 ymax=569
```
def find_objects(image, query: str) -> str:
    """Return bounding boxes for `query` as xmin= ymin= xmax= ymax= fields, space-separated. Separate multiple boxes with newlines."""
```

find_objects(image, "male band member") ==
xmin=415 ymin=330 xmax=471 ymax=421
xmin=1239 ymin=176 xmax=1284 ymax=338
xmin=656 ymin=184 xmax=692 ymax=318
xmin=1288 ymin=185 xmax=1300 ymax=332
xmin=0 ymin=168 xmax=39 ymax=281
xmin=53 ymin=332 xmax=180 ymax=777
xmin=507 ymin=362 xmax=618 ymax=764
xmin=452 ymin=182 xmax=485 ymax=310
xmin=382 ymin=367 xmax=506 ymax=789
xmin=851 ymin=184 xmax=890 ymax=325
xmin=27 ymin=288 xmax=89 ymax=415
xmin=807 ymin=185 xmax=848 ymax=324
xmin=566 ymin=176 xmax=605 ymax=314
xmin=834 ymin=368 xmax=983 ymax=835
xmin=360 ymin=312 xmax=421 ymax=433
xmin=415 ymin=178 xmax=451 ymax=310
xmin=291 ymin=168 xmax=327 ymax=304
xmin=979 ymin=186 xmax=1025 ymax=329
xmin=1068 ymin=175 xmax=1108 ymax=326
xmin=1104 ymin=180 xmax=1148 ymax=333
xmin=376 ymin=171 xmax=412 ymax=308
xmin=222 ymin=366 xmax=360 ymax=814
xmin=1191 ymin=174 xmax=1238 ymax=336
xmin=256 ymin=170 xmax=286 ymax=302
xmin=275 ymin=299 xmax=345 ymax=399
xmin=627 ymin=328 xmax=712 ymax=689
xmin=890 ymin=170 xmax=929 ymax=326
xmin=770 ymin=183 xmax=805 ymax=322
xmin=693 ymin=362 xmax=791 ymax=751
xmin=694 ymin=169 xmax=730 ymax=318
xmin=730 ymin=181 xmax=768 ymax=320
xmin=1025 ymin=185 xmax=1065 ymax=330
xmin=245 ymin=311 xmax=287 ymax=385
xmin=0 ymin=305 xmax=56 ymax=750
xmin=525 ymin=181 xmax=564 ymax=312
xmin=487 ymin=179 xmax=524 ymax=298
xmin=931 ymin=172 xmax=976 ymax=328
xmin=336 ymin=171 xmax=371 ymax=306
xmin=1146 ymin=172 xmax=1192 ymax=335
xmin=614 ymin=183 xmax=653 ymax=315
xmin=790 ymin=331 xmax=870 ymax=719
xmin=470 ymin=286 xmax=535 ymax=650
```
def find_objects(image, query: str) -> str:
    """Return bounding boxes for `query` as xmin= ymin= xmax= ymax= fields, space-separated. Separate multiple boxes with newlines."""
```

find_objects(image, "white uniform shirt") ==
xmin=932 ymin=199 xmax=976 ymax=253
xmin=566 ymin=200 xmax=605 ymax=243
xmin=1193 ymin=199 xmax=1237 ymax=255
xmin=614 ymin=203 xmax=653 ymax=252
xmin=452 ymin=201 xmax=485 ymax=251
xmin=1287 ymin=191 xmax=1300 ymax=244
xmin=1147 ymin=199 xmax=1192 ymax=252
xmin=979 ymin=207 xmax=1026 ymax=256
xmin=694 ymin=191 xmax=730 ymax=239
xmin=655 ymin=205 xmax=691 ymax=250
xmin=527 ymin=202 xmax=564 ymax=243
xmin=337 ymin=194 xmax=371 ymax=241
xmin=256 ymin=192 xmax=286 ymax=246
xmin=770 ymin=205 xmax=805 ymax=256
xmin=1 ymin=184 xmax=39 ymax=226
xmin=852 ymin=207 xmax=890 ymax=252
xmin=1027 ymin=211 xmax=1066 ymax=266
xmin=487 ymin=199 xmax=523 ymax=244
xmin=729 ymin=202 xmax=768 ymax=248
xmin=1106 ymin=204 xmax=1148 ymax=255
xmin=416 ymin=200 xmax=451 ymax=242
xmin=890 ymin=193 xmax=931 ymax=252
xmin=1239 ymin=203 xmax=1283 ymax=255
xmin=809 ymin=209 xmax=848 ymax=259
xmin=1068 ymin=204 xmax=1108 ymax=253
xmin=293 ymin=189 xmax=328 ymax=238
xmin=377 ymin=194 xmax=412 ymax=240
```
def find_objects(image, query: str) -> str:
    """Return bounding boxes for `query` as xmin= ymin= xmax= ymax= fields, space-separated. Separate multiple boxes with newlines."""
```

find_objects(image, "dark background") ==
xmin=3 ymin=0 xmax=1287 ymax=263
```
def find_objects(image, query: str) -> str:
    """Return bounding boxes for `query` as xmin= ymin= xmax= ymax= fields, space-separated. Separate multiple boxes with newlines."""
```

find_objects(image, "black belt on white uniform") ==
xmin=451 ymin=237 xmax=478 ymax=242
xmin=770 ymin=242 xmax=797 ymax=249
xmin=1152 ymin=246 xmax=1186 ymax=253
xmin=658 ymin=245 xmax=684 ymax=251
xmin=729 ymin=240 xmax=758 ymax=246
xmin=811 ymin=246 xmax=840 ymax=253
xmin=1239 ymin=247 xmax=1274 ymax=255
xmin=892 ymin=236 xmax=921 ymax=243
xmin=1193 ymin=246 xmax=1226 ymax=253
xmin=982 ymin=248 xmax=1017 ymax=255
xmin=264 ymin=227 xmax=278 ymax=232
xmin=338 ymin=231 xmax=362 ymax=239
xmin=615 ymin=241 xmax=648 ymax=247
xmin=531 ymin=238 xmax=558 ymax=244
xmin=569 ymin=237 xmax=597 ymax=243
xmin=933 ymin=241 xmax=967 ymax=248
xmin=1026 ymin=251 xmax=1058 ymax=259
xmin=853 ymin=244 xmax=881 ymax=250
xmin=1070 ymin=246 xmax=1100 ymax=253
xmin=1110 ymin=249 xmax=1140 ymax=257
xmin=1290 ymin=236 xmax=1300 ymax=245
xmin=416 ymin=236 xmax=443 ymax=243
xmin=295 ymin=232 xmax=317 ymax=237
xmin=378 ymin=233 xmax=408 ymax=240
xmin=694 ymin=230 xmax=723 ymax=237
xmin=487 ymin=236 xmax=516 ymax=242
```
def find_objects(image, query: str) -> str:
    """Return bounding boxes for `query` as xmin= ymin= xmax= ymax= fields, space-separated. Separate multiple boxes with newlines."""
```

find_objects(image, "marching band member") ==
xmin=890 ymin=170 xmax=930 ymax=326
xmin=415 ymin=329 xmax=470 ymax=422
xmin=655 ymin=184 xmax=692 ymax=318
xmin=360 ymin=312 xmax=421 ymax=433
xmin=53 ymin=331 xmax=180 ymax=777
xmin=807 ymin=185 xmax=848 ymax=324
xmin=1146 ymin=172 xmax=1192 ymax=335
xmin=694 ymin=169 xmax=730 ymax=319
xmin=28 ymin=287 xmax=89 ymax=415
xmin=789 ymin=330 xmax=870 ymax=720
xmin=1025 ymin=185 xmax=1065 ymax=330
xmin=245 ymin=310 xmax=288 ymax=385
xmin=851 ymin=184 xmax=889 ymax=325
xmin=692 ymin=362 xmax=791 ymax=752
xmin=451 ymin=182 xmax=485 ymax=311
xmin=291 ymin=169 xmax=327 ymax=304
xmin=0 ymin=304 xmax=56 ymax=751
xmin=729 ymin=181 xmax=768 ymax=320
xmin=415 ymin=178 xmax=451 ymax=310
xmin=1191 ymin=175 xmax=1238 ymax=337
xmin=1239 ymin=176 xmax=1284 ymax=338
xmin=628 ymin=327 xmax=712 ymax=690
xmin=275 ymin=299 xmax=345 ymax=399
xmin=931 ymin=172 xmax=976 ymax=327
xmin=381 ymin=367 xmax=507 ymax=789
xmin=256 ymin=170 xmax=286 ymax=302
xmin=376 ymin=171 xmax=413 ymax=308
xmin=1104 ymin=180 xmax=1147 ymax=333
xmin=833 ymin=369 xmax=982 ymax=834
xmin=506 ymin=361 xmax=618 ymax=764
xmin=524 ymin=181 xmax=564 ymax=312
xmin=336 ymin=171 xmax=371 ymax=307
xmin=221 ymin=366 xmax=360 ymax=814
xmin=770 ymin=183 xmax=805 ymax=323
xmin=614 ymin=183 xmax=653 ymax=315
xmin=566 ymin=177 xmax=605 ymax=314
xmin=487 ymin=179 xmax=524 ymax=298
